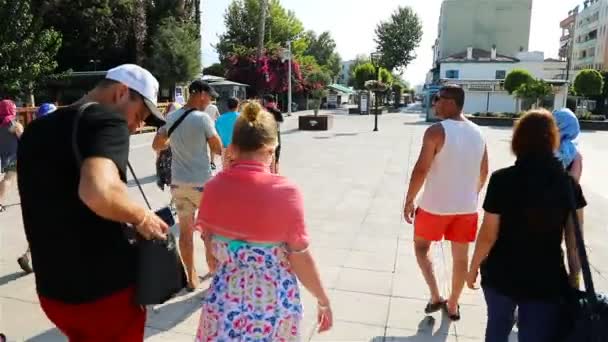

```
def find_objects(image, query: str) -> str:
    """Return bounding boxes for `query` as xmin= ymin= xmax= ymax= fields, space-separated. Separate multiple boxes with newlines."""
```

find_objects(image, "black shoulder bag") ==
xmin=73 ymin=103 xmax=187 ymax=305
xmin=155 ymin=108 xmax=197 ymax=190
xmin=561 ymin=176 xmax=608 ymax=341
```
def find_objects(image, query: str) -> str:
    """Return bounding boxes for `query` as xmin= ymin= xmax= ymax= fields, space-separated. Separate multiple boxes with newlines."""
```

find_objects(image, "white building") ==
xmin=572 ymin=0 xmax=608 ymax=71
xmin=437 ymin=47 xmax=568 ymax=113
xmin=433 ymin=0 xmax=533 ymax=64
xmin=338 ymin=60 xmax=355 ymax=85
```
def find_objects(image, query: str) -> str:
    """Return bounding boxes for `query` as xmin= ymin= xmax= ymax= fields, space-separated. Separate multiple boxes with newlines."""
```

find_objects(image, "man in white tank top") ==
xmin=403 ymin=85 xmax=488 ymax=321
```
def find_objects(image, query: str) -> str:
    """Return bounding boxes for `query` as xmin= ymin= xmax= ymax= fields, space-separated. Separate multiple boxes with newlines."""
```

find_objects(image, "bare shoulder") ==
xmin=423 ymin=122 xmax=445 ymax=143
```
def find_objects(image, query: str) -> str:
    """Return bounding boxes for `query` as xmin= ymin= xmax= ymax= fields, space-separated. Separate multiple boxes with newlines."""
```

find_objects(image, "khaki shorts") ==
xmin=170 ymin=185 xmax=204 ymax=218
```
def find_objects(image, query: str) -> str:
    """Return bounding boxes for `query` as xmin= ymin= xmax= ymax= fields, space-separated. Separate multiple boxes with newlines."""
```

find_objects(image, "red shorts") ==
xmin=414 ymin=208 xmax=478 ymax=243
xmin=39 ymin=287 xmax=145 ymax=342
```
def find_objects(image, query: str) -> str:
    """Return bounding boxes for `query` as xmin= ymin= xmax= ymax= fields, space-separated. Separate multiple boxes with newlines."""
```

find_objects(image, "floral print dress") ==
xmin=196 ymin=237 xmax=303 ymax=342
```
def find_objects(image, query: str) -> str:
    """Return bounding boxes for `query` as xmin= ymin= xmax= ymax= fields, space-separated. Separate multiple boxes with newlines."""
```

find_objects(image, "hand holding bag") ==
xmin=73 ymin=103 xmax=187 ymax=305
xmin=561 ymin=176 xmax=608 ymax=342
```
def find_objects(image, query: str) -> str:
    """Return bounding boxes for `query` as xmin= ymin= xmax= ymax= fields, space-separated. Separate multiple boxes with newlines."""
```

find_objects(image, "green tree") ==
xmin=146 ymin=0 xmax=201 ymax=59
xmin=148 ymin=16 xmax=201 ymax=87
xmin=392 ymin=82 xmax=404 ymax=107
xmin=306 ymin=70 xmax=331 ymax=116
xmin=323 ymin=52 xmax=342 ymax=82
xmin=32 ymin=0 xmax=148 ymax=71
xmin=504 ymin=69 xmax=534 ymax=94
xmin=216 ymin=0 xmax=306 ymax=61
xmin=574 ymin=69 xmax=604 ymax=98
xmin=347 ymin=54 xmax=370 ymax=87
xmin=203 ymin=63 xmax=226 ymax=77
xmin=515 ymin=79 xmax=552 ymax=108
xmin=0 ymin=0 xmax=62 ymax=99
xmin=379 ymin=68 xmax=393 ymax=85
xmin=353 ymin=62 xmax=377 ymax=90
xmin=303 ymin=31 xmax=336 ymax=66
xmin=374 ymin=6 xmax=422 ymax=71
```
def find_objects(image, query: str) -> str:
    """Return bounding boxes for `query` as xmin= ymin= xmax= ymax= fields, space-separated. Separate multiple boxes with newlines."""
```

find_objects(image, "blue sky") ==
xmin=203 ymin=0 xmax=580 ymax=86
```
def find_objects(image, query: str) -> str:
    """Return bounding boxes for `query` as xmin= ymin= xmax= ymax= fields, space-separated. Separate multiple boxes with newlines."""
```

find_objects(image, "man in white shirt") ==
xmin=204 ymin=102 xmax=220 ymax=122
xmin=204 ymin=101 xmax=221 ymax=168
xmin=403 ymin=85 xmax=488 ymax=321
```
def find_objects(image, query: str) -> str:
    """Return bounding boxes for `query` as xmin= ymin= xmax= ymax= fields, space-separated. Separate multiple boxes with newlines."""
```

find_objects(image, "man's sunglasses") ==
xmin=433 ymin=94 xmax=454 ymax=103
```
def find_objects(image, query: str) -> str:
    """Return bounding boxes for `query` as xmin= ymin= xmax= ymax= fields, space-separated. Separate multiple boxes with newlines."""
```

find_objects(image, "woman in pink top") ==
xmin=195 ymin=101 xmax=332 ymax=341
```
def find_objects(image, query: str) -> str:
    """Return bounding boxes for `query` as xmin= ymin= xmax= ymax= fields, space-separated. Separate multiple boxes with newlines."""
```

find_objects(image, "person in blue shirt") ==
xmin=215 ymin=97 xmax=240 ymax=169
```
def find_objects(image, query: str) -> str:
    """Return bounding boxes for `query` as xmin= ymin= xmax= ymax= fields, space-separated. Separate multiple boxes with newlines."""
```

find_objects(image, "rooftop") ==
xmin=439 ymin=48 xmax=519 ymax=63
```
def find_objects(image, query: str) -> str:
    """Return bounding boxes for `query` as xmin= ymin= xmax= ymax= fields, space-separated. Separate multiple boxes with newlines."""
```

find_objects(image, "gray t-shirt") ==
xmin=160 ymin=108 xmax=217 ymax=186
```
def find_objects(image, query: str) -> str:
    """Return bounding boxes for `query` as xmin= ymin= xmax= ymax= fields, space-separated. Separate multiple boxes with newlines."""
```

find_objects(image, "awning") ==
xmin=327 ymin=83 xmax=355 ymax=94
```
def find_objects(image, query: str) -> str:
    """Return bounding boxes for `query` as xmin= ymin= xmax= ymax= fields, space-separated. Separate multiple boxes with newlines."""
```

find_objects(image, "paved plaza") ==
xmin=1 ymin=109 xmax=608 ymax=341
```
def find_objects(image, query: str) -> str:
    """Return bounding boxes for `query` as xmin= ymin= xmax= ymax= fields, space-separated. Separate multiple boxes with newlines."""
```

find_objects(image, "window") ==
xmin=589 ymin=29 xmax=598 ymax=40
xmin=495 ymin=70 xmax=506 ymax=79
xmin=445 ymin=69 xmax=459 ymax=79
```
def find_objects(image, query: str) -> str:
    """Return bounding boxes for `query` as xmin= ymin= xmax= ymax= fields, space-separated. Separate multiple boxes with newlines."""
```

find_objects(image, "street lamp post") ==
xmin=370 ymin=51 xmax=383 ymax=132
xmin=281 ymin=41 xmax=293 ymax=116
xmin=287 ymin=40 xmax=292 ymax=116
xmin=90 ymin=59 xmax=101 ymax=71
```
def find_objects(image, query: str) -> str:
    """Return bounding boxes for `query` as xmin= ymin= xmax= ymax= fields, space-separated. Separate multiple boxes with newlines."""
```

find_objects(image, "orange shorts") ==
xmin=414 ymin=208 xmax=478 ymax=243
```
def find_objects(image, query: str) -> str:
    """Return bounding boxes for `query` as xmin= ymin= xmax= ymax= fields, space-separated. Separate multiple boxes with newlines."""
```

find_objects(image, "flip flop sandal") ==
xmin=424 ymin=299 xmax=447 ymax=314
xmin=17 ymin=254 xmax=34 ymax=274
xmin=0 ymin=204 xmax=6 ymax=213
xmin=448 ymin=305 xmax=461 ymax=321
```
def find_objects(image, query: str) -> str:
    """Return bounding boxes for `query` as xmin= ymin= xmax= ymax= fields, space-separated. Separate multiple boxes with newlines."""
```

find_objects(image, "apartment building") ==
xmin=572 ymin=0 xmax=608 ymax=70
xmin=432 ymin=0 xmax=533 ymax=64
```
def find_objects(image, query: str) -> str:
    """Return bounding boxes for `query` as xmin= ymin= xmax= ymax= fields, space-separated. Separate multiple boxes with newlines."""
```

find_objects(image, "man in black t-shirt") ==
xmin=17 ymin=64 xmax=168 ymax=341
xmin=263 ymin=95 xmax=284 ymax=173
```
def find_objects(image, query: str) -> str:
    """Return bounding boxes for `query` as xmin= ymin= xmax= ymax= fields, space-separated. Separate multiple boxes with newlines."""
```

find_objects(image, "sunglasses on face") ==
xmin=129 ymin=89 xmax=150 ymax=123
xmin=433 ymin=94 xmax=453 ymax=103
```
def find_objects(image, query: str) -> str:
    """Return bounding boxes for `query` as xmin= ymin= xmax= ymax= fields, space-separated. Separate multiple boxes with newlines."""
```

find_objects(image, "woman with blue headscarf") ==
xmin=553 ymin=108 xmax=582 ymax=182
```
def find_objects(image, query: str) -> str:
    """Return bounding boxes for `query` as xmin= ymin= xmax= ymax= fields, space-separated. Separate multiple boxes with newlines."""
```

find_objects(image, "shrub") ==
xmin=574 ymin=69 xmax=604 ymax=98
xmin=504 ymin=69 xmax=534 ymax=94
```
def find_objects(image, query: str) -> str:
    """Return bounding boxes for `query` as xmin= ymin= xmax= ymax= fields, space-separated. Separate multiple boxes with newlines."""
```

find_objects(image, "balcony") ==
xmin=561 ymin=34 xmax=571 ymax=42
xmin=561 ymin=14 xmax=576 ymax=28
xmin=576 ymin=37 xmax=597 ymax=50
xmin=575 ymin=56 xmax=594 ymax=66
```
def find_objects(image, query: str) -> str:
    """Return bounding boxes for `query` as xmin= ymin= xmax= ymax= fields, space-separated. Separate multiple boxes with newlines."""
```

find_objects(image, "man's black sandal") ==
xmin=424 ymin=299 xmax=447 ymax=314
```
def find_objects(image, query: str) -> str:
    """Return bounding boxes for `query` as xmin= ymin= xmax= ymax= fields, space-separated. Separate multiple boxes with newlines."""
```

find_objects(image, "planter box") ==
xmin=467 ymin=116 xmax=608 ymax=131
xmin=298 ymin=115 xmax=333 ymax=131
xmin=467 ymin=116 xmax=514 ymax=127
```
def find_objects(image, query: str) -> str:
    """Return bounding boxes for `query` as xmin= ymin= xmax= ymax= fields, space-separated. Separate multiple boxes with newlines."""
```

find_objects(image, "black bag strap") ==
xmin=564 ymin=173 xmax=596 ymax=299
xmin=72 ymin=102 xmax=152 ymax=210
xmin=167 ymin=108 xmax=197 ymax=137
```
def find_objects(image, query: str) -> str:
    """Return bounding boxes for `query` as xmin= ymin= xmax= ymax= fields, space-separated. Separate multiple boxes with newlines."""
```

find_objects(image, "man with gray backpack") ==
xmin=152 ymin=80 xmax=222 ymax=291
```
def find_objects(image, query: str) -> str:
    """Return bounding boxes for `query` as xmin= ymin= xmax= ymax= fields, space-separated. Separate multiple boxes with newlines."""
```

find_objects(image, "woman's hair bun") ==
xmin=241 ymin=101 xmax=262 ymax=123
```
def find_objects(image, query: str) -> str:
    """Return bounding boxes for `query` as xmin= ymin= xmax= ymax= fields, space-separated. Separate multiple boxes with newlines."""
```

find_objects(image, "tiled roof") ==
xmin=439 ymin=48 xmax=519 ymax=63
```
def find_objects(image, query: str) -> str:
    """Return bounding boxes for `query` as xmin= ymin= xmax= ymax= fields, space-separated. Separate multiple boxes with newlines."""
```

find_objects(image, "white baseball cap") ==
xmin=106 ymin=64 xmax=165 ymax=127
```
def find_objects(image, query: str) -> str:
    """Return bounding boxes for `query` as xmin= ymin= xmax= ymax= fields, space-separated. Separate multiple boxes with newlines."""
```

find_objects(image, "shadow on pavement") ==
xmin=26 ymin=328 xmax=64 ymax=342
xmin=127 ymin=175 xmax=158 ymax=188
xmin=373 ymin=314 xmax=452 ymax=341
xmin=145 ymin=290 xmax=203 ymax=337
xmin=0 ymin=271 xmax=26 ymax=287
xmin=313 ymin=132 xmax=361 ymax=140
xmin=403 ymin=121 xmax=432 ymax=127
xmin=281 ymin=128 xmax=302 ymax=136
